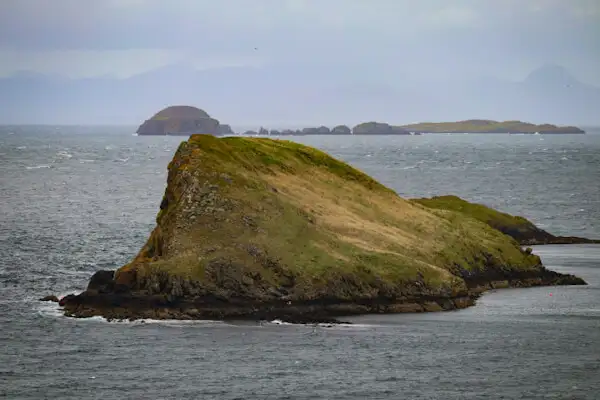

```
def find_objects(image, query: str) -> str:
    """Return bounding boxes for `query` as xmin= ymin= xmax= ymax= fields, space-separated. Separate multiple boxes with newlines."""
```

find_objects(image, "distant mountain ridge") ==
xmin=1 ymin=63 xmax=598 ymax=126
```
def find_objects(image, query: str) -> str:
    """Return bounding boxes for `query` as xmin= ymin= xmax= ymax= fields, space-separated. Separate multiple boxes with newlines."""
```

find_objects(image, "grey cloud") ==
xmin=1 ymin=1 xmax=598 ymax=49
xmin=0 ymin=0 xmax=598 ymax=85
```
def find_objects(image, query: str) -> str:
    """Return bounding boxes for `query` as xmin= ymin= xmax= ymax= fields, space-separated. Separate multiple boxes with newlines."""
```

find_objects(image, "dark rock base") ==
xmin=54 ymin=272 xmax=586 ymax=324
xmin=520 ymin=236 xmax=600 ymax=246
xmin=39 ymin=295 xmax=59 ymax=302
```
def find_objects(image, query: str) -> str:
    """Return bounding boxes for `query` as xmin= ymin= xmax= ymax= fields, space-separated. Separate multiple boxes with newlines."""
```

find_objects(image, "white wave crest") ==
xmin=26 ymin=165 xmax=51 ymax=170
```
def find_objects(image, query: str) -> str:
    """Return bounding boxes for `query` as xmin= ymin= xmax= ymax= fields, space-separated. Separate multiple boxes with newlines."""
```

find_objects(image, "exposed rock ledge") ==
xmin=60 ymin=267 xmax=584 ymax=323
xmin=56 ymin=136 xmax=586 ymax=323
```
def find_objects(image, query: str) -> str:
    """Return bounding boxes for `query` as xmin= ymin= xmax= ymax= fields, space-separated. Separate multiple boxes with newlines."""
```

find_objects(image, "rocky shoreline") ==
xmin=519 ymin=236 xmax=600 ymax=246
xmin=47 ymin=266 xmax=586 ymax=324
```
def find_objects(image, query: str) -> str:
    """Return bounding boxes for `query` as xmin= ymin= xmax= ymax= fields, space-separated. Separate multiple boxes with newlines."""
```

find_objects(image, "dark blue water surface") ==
xmin=1 ymin=127 xmax=599 ymax=399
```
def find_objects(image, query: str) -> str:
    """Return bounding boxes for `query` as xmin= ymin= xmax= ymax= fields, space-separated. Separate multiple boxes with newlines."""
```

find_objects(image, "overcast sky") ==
xmin=0 ymin=0 xmax=599 ymax=85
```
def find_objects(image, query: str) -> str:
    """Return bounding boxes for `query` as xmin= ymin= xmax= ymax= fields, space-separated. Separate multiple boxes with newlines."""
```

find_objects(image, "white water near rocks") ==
xmin=1 ymin=127 xmax=599 ymax=399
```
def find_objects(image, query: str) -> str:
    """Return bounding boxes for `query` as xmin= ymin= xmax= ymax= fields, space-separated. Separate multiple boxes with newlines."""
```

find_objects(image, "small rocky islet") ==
xmin=135 ymin=105 xmax=585 ymax=136
xmin=51 ymin=132 xmax=594 ymax=323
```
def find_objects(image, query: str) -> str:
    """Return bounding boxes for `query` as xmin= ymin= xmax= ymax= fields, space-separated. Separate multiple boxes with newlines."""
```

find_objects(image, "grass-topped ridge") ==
xmin=412 ymin=196 xmax=537 ymax=238
xmin=413 ymin=195 xmax=598 ymax=245
xmin=400 ymin=120 xmax=584 ymax=133
xmin=185 ymin=135 xmax=393 ymax=193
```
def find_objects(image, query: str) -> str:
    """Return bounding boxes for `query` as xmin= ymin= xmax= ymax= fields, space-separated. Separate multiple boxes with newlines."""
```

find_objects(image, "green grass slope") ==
xmin=113 ymin=136 xmax=544 ymax=301
xmin=412 ymin=195 xmax=598 ymax=245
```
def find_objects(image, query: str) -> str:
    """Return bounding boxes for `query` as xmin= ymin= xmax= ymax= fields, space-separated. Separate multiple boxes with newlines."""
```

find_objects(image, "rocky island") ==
xmin=136 ymin=106 xmax=233 ymax=136
xmin=56 ymin=136 xmax=586 ymax=323
xmin=400 ymin=120 xmax=585 ymax=134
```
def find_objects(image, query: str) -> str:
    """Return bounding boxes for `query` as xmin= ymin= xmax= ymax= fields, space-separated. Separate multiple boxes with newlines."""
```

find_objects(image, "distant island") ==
xmin=136 ymin=106 xmax=234 ymax=136
xmin=401 ymin=119 xmax=585 ymax=134
xmin=136 ymin=106 xmax=585 ymax=136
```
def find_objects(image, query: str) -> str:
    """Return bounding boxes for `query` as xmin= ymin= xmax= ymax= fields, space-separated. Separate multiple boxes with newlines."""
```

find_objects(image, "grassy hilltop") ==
xmin=59 ymin=136 xmax=585 ymax=322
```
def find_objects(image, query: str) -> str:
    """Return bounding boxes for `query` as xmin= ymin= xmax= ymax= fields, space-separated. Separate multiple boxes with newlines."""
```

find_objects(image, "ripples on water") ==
xmin=0 ymin=127 xmax=599 ymax=399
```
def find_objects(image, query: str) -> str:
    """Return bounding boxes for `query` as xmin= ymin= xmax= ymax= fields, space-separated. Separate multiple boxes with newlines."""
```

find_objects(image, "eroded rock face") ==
xmin=87 ymin=270 xmax=116 ymax=294
xmin=58 ymin=136 xmax=587 ymax=323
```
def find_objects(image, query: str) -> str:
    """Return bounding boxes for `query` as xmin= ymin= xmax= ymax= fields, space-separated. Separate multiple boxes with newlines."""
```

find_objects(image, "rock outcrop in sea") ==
xmin=352 ymin=122 xmax=410 ymax=135
xmin=331 ymin=125 xmax=352 ymax=135
xmin=136 ymin=106 xmax=222 ymax=136
xmin=58 ymin=136 xmax=586 ymax=322
xmin=218 ymin=124 xmax=234 ymax=135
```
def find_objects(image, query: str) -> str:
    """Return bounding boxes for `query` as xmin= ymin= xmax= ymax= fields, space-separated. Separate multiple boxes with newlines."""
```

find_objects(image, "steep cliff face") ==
xmin=59 ymin=136 xmax=585 ymax=322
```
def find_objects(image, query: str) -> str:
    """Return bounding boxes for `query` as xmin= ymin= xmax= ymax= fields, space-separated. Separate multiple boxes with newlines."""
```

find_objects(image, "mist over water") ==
xmin=1 ymin=128 xmax=599 ymax=399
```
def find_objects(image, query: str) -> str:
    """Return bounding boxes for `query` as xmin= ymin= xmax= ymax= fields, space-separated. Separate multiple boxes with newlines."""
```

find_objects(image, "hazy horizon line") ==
xmin=1 ymin=122 xmax=599 ymax=129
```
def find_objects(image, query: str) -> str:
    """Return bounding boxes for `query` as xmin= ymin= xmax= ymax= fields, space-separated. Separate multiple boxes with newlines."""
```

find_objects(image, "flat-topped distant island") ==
xmin=401 ymin=120 xmax=584 ymax=134
xmin=136 ymin=106 xmax=586 ymax=136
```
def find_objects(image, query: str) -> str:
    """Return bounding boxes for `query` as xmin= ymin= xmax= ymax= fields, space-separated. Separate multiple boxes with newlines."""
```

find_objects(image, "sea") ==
xmin=1 ymin=126 xmax=599 ymax=400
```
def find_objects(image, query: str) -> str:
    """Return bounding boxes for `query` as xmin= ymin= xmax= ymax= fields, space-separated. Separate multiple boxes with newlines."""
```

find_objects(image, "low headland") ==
xmin=49 ymin=135 xmax=592 ymax=323
xmin=413 ymin=195 xmax=599 ymax=245
xmin=135 ymin=106 xmax=585 ymax=136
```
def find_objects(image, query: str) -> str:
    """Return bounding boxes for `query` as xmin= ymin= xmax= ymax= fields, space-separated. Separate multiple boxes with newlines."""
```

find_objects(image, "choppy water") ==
xmin=1 ymin=127 xmax=599 ymax=399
